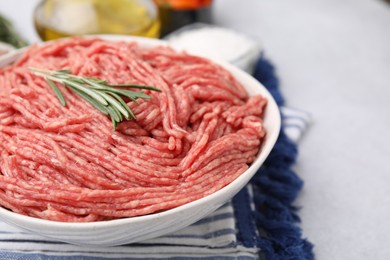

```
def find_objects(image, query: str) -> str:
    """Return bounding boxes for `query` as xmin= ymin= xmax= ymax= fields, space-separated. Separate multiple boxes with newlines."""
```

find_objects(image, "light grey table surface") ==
xmin=1 ymin=0 xmax=390 ymax=259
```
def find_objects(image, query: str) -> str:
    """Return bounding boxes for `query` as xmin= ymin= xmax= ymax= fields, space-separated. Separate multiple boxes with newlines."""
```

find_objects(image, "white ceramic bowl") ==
xmin=0 ymin=35 xmax=280 ymax=247
xmin=0 ymin=42 xmax=15 ymax=56
xmin=165 ymin=23 xmax=262 ymax=74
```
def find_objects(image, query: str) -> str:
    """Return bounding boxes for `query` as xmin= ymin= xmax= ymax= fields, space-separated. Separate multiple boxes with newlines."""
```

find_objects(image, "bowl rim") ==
xmin=0 ymin=34 xmax=281 ymax=230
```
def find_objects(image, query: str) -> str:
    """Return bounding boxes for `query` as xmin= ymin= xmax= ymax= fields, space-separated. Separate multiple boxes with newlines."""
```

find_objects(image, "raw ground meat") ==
xmin=0 ymin=37 xmax=267 ymax=222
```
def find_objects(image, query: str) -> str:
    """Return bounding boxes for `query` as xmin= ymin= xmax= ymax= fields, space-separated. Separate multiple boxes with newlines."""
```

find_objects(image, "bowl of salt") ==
xmin=165 ymin=23 xmax=262 ymax=74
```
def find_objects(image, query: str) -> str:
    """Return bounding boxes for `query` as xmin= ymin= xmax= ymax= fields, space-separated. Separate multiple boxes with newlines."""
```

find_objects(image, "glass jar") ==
xmin=34 ymin=0 xmax=160 ymax=41
xmin=154 ymin=0 xmax=213 ymax=37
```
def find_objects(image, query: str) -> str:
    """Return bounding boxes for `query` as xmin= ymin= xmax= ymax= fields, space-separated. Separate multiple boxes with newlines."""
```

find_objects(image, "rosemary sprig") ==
xmin=0 ymin=15 xmax=28 ymax=48
xmin=29 ymin=68 xmax=161 ymax=130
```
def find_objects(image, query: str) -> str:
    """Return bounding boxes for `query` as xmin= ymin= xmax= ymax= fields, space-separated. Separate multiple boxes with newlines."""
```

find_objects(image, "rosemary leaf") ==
xmin=55 ymin=69 xmax=72 ymax=74
xmin=64 ymin=80 xmax=109 ymax=106
xmin=106 ymin=105 xmax=122 ymax=124
xmin=118 ymin=89 xmax=151 ymax=100
xmin=46 ymin=78 xmax=66 ymax=106
xmin=87 ymin=78 xmax=107 ymax=84
xmin=110 ymin=84 xmax=162 ymax=92
xmin=109 ymin=92 xmax=136 ymax=120
xmin=83 ymin=78 xmax=109 ymax=90
xmin=99 ymin=91 xmax=130 ymax=120
xmin=127 ymin=94 xmax=140 ymax=105
xmin=70 ymin=86 xmax=109 ymax=115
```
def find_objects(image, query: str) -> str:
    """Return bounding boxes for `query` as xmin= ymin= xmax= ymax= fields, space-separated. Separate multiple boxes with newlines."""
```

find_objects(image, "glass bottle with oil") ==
xmin=34 ymin=0 xmax=160 ymax=41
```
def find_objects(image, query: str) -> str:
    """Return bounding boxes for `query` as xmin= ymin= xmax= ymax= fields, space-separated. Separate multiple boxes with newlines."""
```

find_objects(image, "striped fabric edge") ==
xmin=0 ymin=251 xmax=258 ymax=260
xmin=0 ymin=243 xmax=258 ymax=257
xmin=0 ymin=203 xmax=238 ymax=252
xmin=280 ymin=106 xmax=311 ymax=142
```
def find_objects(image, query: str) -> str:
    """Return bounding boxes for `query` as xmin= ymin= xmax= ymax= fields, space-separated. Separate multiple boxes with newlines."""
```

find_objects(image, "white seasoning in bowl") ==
xmin=167 ymin=25 xmax=262 ymax=73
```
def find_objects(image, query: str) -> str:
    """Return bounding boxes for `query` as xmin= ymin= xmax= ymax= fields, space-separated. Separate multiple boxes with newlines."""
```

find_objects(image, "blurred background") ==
xmin=1 ymin=0 xmax=390 ymax=259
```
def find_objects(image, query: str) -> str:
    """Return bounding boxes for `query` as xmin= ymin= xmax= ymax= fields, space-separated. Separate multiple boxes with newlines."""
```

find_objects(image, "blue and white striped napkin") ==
xmin=280 ymin=107 xmax=311 ymax=143
xmin=0 ymin=107 xmax=310 ymax=260
xmin=0 ymin=200 xmax=257 ymax=259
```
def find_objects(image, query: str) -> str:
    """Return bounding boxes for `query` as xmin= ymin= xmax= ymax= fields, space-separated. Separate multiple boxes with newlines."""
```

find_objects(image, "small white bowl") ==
xmin=0 ymin=35 xmax=280 ymax=247
xmin=165 ymin=23 xmax=263 ymax=74
xmin=0 ymin=42 xmax=15 ymax=56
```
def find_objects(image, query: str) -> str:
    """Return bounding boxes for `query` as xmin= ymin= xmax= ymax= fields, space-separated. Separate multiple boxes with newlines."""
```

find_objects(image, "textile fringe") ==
xmin=251 ymin=58 xmax=314 ymax=260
